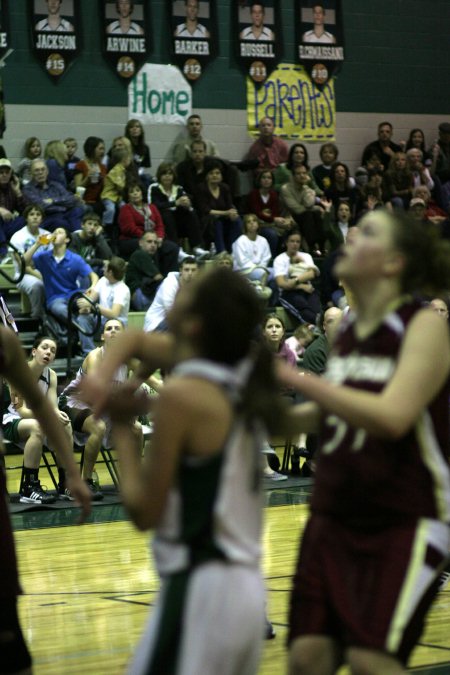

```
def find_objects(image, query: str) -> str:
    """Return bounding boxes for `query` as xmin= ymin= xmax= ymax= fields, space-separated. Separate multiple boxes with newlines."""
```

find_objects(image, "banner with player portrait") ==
xmin=296 ymin=0 xmax=344 ymax=86
xmin=0 ymin=1 xmax=10 ymax=59
xmin=235 ymin=0 xmax=281 ymax=84
xmin=102 ymin=0 xmax=150 ymax=82
xmin=170 ymin=0 xmax=217 ymax=83
xmin=30 ymin=0 xmax=80 ymax=81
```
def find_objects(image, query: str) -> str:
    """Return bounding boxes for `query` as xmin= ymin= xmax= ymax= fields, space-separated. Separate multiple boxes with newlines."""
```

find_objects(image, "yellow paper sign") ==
xmin=247 ymin=63 xmax=335 ymax=141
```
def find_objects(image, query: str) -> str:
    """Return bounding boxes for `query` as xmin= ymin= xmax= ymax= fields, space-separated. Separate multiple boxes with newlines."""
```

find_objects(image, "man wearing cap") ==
xmin=0 ymin=158 xmax=26 ymax=247
xmin=408 ymin=197 xmax=429 ymax=223
xmin=361 ymin=121 xmax=402 ymax=172
xmin=431 ymin=123 xmax=450 ymax=209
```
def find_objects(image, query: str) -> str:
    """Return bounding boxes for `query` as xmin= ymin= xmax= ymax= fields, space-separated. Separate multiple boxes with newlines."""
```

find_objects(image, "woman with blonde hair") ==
xmin=44 ymin=139 xmax=69 ymax=188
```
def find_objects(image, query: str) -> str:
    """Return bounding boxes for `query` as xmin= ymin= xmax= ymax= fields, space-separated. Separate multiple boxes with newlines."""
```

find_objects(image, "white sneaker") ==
xmin=265 ymin=471 xmax=288 ymax=481
xmin=193 ymin=247 xmax=210 ymax=260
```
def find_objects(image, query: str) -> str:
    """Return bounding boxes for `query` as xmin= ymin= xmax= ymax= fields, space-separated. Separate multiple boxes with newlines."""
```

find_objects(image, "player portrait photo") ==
xmin=301 ymin=2 xmax=336 ymax=43
xmin=239 ymin=2 xmax=274 ymax=41
xmin=174 ymin=0 xmax=210 ymax=39
xmin=34 ymin=0 xmax=74 ymax=33
xmin=106 ymin=0 xmax=144 ymax=35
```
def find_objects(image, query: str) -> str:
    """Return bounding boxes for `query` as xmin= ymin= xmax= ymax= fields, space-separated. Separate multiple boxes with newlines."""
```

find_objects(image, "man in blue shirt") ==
xmin=25 ymin=227 xmax=99 ymax=355
xmin=23 ymin=159 xmax=84 ymax=232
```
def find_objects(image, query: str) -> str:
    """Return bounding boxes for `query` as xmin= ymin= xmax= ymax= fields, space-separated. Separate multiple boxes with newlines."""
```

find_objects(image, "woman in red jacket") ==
xmin=247 ymin=169 xmax=294 ymax=256
xmin=118 ymin=183 xmax=179 ymax=276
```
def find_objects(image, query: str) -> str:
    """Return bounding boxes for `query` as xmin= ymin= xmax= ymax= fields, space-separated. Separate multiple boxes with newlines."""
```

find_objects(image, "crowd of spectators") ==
xmin=0 ymin=115 xmax=449 ymax=356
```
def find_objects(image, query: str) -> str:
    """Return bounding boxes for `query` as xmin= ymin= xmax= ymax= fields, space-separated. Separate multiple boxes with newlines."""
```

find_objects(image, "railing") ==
xmin=0 ymin=242 xmax=26 ymax=285
xmin=65 ymin=291 xmax=101 ymax=374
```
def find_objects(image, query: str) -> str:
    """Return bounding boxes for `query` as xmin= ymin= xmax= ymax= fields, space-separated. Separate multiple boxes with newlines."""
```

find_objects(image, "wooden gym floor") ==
xmin=6 ymin=458 xmax=450 ymax=675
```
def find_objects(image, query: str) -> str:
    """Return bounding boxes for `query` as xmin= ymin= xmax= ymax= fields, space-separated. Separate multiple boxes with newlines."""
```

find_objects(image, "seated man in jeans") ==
xmin=24 ymin=227 xmax=99 ymax=355
xmin=23 ymin=159 xmax=84 ymax=232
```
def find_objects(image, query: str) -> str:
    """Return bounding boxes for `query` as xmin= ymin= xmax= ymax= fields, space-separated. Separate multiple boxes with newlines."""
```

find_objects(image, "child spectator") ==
xmin=64 ymin=137 xmax=81 ymax=189
xmin=16 ymin=137 xmax=41 ymax=185
xmin=312 ymin=142 xmax=339 ymax=191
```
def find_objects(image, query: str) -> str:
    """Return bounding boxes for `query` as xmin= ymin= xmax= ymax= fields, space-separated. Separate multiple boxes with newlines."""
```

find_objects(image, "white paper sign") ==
xmin=128 ymin=63 xmax=192 ymax=125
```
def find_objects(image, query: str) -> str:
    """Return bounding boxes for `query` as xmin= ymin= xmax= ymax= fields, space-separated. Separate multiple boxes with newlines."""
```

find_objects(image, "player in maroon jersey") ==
xmin=279 ymin=209 xmax=450 ymax=674
xmin=0 ymin=327 xmax=91 ymax=674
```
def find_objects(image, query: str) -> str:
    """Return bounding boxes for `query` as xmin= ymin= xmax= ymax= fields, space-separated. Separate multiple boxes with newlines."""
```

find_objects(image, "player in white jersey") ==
xmin=80 ymin=267 xmax=285 ymax=675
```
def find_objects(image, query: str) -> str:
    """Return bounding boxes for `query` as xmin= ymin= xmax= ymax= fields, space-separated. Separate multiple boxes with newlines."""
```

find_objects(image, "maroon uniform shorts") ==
xmin=288 ymin=514 xmax=450 ymax=664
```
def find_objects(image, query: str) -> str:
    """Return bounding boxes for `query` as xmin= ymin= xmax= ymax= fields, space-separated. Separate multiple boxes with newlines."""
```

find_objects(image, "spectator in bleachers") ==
xmin=213 ymin=251 xmax=233 ymax=267
xmin=104 ymin=136 xmax=134 ymax=170
xmin=430 ymin=123 xmax=450 ymax=205
xmin=63 ymin=137 xmax=81 ymax=189
xmin=69 ymin=212 xmax=113 ymax=276
xmin=143 ymin=256 xmax=198 ymax=332
xmin=406 ymin=148 xmax=435 ymax=191
xmin=124 ymin=118 xmax=152 ymax=187
xmin=3 ymin=334 xmax=74 ymax=504
xmin=407 ymin=197 xmax=434 ymax=225
xmin=44 ymin=140 xmax=69 ymax=188
xmin=125 ymin=231 xmax=163 ymax=310
xmin=0 ymin=158 xmax=26 ymax=244
xmin=24 ymin=226 xmax=99 ymax=355
xmin=170 ymin=113 xmax=218 ymax=165
xmin=320 ymin=225 xmax=360 ymax=309
xmin=148 ymin=162 xmax=209 ymax=257
xmin=274 ymin=143 xmax=322 ymax=194
xmin=80 ymin=256 xmax=130 ymax=327
xmin=232 ymin=213 xmax=272 ymax=289
xmin=285 ymin=323 xmax=316 ymax=364
xmin=101 ymin=147 xmax=134 ymax=230
xmin=361 ymin=121 xmax=402 ymax=172
xmin=312 ymin=142 xmax=339 ymax=191
xmin=74 ymin=136 xmax=107 ymax=215
xmin=324 ymin=161 xmax=358 ymax=218
xmin=273 ymin=229 xmax=322 ymax=324
xmin=383 ymin=151 xmax=413 ymax=209
xmin=280 ymin=164 xmax=326 ymax=255
xmin=195 ymin=161 xmax=242 ymax=253
xmin=23 ymin=159 xmax=84 ymax=232
xmin=411 ymin=185 xmax=448 ymax=229
xmin=430 ymin=297 xmax=449 ymax=321
xmin=9 ymin=204 xmax=49 ymax=319
xmin=16 ymin=136 xmax=42 ymax=185
xmin=323 ymin=200 xmax=352 ymax=253
xmin=176 ymin=139 xmax=210 ymax=196
xmin=177 ymin=140 xmax=240 ymax=201
xmin=355 ymin=168 xmax=387 ymax=217
xmin=117 ymin=183 xmax=180 ymax=274
xmin=405 ymin=128 xmax=432 ymax=166
xmin=247 ymin=169 xmax=294 ymax=256
xmin=298 ymin=305 xmax=343 ymax=476
xmin=407 ymin=196 xmax=429 ymax=220
xmin=243 ymin=116 xmax=289 ymax=179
